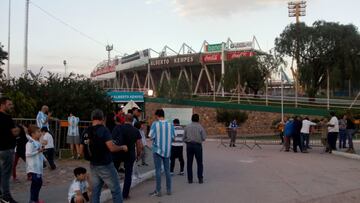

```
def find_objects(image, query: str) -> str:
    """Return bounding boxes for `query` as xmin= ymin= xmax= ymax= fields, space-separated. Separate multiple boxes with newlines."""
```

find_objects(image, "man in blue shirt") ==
xmin=149 ymin=109 xmax=175 ymax=197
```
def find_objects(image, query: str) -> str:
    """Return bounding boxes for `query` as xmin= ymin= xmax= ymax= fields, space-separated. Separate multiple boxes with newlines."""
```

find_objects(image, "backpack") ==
xmin=82 ymin=125 xmax=100 ymax=161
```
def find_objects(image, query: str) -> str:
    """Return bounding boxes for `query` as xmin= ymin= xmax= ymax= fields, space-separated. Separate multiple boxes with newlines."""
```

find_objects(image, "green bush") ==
xmin=216 ymin=109 xmax=248 ymax=126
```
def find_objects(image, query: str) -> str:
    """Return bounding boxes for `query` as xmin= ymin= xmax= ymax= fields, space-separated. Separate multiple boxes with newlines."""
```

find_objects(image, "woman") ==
xmin=67 ymin=113 xmax=80 ymax=159
xmin=12 ymin=124 xmax=29 ymax=181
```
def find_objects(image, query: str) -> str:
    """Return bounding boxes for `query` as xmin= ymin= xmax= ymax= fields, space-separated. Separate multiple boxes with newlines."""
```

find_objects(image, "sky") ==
xmin=0 ymin=0 xmax=359 ymax=77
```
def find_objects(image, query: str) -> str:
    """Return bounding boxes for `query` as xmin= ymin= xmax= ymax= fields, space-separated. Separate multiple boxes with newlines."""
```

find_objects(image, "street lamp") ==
xmin=63 ymin=60 xmax=67 ymax=76
xmin=288 ymin=1 xmax=306 ymax=108
xmin=106 ymin=44 xmax=113 ymax=68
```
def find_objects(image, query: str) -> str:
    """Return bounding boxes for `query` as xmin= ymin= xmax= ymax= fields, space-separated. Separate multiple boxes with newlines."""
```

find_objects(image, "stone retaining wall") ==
xmin=145 ymin=102 xmax=321 ymax=136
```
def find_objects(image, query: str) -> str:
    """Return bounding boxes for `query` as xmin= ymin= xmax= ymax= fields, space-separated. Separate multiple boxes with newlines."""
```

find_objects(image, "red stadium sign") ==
xmin=202 ymin=53 xmax=222 ymax=63
xmin=227 ymin=51 xmax=255 ymax=60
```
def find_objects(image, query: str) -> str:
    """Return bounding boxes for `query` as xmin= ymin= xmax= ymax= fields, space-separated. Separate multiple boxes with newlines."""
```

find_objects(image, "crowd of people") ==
xmin=0 ymin=96 xmax=208 ymax=203
xmin=278 ymin=111 xmax=357 ymax=154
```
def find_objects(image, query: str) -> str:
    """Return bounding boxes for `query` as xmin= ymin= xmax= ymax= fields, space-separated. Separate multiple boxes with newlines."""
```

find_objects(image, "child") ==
xmin=26 ymin=125 xmax=45 ymax=203
xmin=40 ymin=127 xmax=56 ymax=170
xmin=68 ymin=167 xmax=90 ymax=203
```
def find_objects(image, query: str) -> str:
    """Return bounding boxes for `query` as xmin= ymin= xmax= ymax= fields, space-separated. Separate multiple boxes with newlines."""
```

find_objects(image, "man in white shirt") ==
xmin=300 ymin=117 xmax=317 ymax=152
xmin=327 ymin=112 xmax=339 ymax=153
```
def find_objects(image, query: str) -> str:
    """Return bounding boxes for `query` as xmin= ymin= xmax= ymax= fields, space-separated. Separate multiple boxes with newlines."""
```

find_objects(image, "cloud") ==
xmin=173 ymin=0 xmax=288 ymax=16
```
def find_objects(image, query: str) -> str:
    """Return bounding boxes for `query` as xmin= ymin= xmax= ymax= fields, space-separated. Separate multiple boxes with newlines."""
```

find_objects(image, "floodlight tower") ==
xmin=106 ymin=44 xmax=113 ymax=68
xmin=288 ymin=1 xmax=306 ymax=107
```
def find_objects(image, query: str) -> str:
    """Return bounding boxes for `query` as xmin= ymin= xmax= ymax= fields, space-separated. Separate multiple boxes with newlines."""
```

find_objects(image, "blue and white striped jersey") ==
xmin=36 ymin=111 xmax=49 ymax=130
xmin=67 ymin=116 xmax=80 ymax=136
xmin=150 ymin=120 xmax=175 ymax=158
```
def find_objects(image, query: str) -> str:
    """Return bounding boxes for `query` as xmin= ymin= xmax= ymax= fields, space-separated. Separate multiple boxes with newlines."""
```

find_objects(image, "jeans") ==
xmin=0 ymin=149 xmax=14 ymax=199
xmin=43 ymin=148 xmax=56 ymax=170
xmin=90 ymin=163 xmax=122 ymax=203
xmin=347 ymin=129 xmax=356 ymax=149
xmin=30 ymin=173 xmax=42 ymax=202
xmin=123 ymin=158 xmax=135 ymax=198
xmin=300 ymin=133 xmax=310 ymax=150
xmin=186 ymin=142 xmax=203 ymax=182
xmin=170 ymin=146 xmax=184 ymax=173
xmin=153 ymin=153 xmax=171 ymax=193
xmin=339 ymin=129 xmax=347 ymax=148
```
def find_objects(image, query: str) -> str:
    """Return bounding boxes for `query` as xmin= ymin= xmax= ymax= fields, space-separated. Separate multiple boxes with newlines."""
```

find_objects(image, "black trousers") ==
xmin=186 ymin=143 xmax=203 ymax=182
xmin=122 ymin=158 xmax=135 ymax=199
xmin=112 ymin=153 xmax=124 ymax=171
xmin=170 ymin=146 xmax=184 ymax=173
xmin=327 ymin=132 xmax=338 ymax=151
xmin=292 ymin=134 xmax=302 ymax=152
xmin=43 ymin=148 xmax=56 ymax=169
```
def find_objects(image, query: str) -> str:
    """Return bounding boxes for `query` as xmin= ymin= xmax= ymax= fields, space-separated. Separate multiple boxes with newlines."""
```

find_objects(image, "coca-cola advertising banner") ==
xmin=91 ymin=65 xmax=115 ymax=77
xmin=150 ymin=53 xmax=200 ymax=68
xmin=201 ymin=53 xmax=222 ymax=63
xmin=227 ymin=51 xmax=255 ymax=60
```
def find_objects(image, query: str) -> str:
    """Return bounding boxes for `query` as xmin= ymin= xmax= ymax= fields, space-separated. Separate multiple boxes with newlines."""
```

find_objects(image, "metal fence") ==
xmin=13 ymin=118 xmax=91 ymax=151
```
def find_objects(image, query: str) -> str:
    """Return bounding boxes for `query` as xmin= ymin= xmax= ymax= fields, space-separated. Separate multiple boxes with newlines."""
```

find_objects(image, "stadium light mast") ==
xmin=288 ymin=1 xmax=306 ymax=108
xmin=106 ymin=44 xmax=113 ymax=68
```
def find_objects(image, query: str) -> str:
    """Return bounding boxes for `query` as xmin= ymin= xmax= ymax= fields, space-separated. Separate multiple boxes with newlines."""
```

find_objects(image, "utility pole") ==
xmin=7 ymin=0 xmax=11 ymax=79
xmin=63 ymin=60 xmax=67 ymax=77
xmin=24 ymin=0 xmax=30 ymax=75
xmin=288 ymin=1 xmax=306 ymax=107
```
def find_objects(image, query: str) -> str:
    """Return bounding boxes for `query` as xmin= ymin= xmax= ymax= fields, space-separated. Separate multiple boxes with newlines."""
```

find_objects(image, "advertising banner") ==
xmin=117 ymin=49 xmax=150 ymax=71
xmin=206 ymin=43 xmax=223 ymax=52
xmin=229 ymin=41 xmax=253 ymax=50
xmin=227 ymin=51 xmax=255 ymax=60
xmin=201 ymin=53 xmax=222 ymax=63
xmin=149 ymin=53 xmax=200 ymax=68
xmin=107 ymin=91 xmax=144 ymax=103
xmin=163 ymin=108 xmax=193 ymax=125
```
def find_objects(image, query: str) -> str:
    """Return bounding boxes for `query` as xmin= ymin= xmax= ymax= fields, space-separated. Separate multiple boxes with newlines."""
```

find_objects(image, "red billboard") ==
xmin=201 ymin=53 xmax=222 ymax=63
xmin=227 ymin=51 xmax=255 ymax=60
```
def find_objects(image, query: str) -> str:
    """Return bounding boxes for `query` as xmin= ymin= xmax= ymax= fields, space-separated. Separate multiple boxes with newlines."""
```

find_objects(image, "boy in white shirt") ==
xmin=40 ymin=127 xmax=56 ymax=170
xmin=68 ymin=167 xmax=90 ymax=203
xmin=26 ymin=125 xmax=45 ymax=203
xmin=327 ymin=111 xmax=339 ymax=153
xmin=300 ymin=117 xmax=317 ymax=152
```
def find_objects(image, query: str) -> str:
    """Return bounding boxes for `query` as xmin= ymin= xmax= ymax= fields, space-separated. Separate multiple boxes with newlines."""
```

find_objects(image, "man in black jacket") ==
xmin=292 ymin=116 xmax=303 ymax=153
xmin=112 ymin=114 xmax=143 ymax=199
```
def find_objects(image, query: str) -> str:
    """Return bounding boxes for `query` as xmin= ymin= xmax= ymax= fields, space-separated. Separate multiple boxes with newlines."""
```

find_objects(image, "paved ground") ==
xmin=12 ymin=147 xmax=154 ymax=203
xmin=118 ymin=141 xmax=360 ymax=203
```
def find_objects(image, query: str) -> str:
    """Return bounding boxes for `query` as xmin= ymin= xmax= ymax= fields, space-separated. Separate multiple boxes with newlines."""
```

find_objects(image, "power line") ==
xmin=29 ymin=1 xmax=123 ymax=54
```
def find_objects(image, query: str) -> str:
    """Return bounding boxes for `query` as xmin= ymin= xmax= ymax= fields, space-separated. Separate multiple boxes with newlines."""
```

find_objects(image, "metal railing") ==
xmin=13 ymin=118 xmax=91 ymax=151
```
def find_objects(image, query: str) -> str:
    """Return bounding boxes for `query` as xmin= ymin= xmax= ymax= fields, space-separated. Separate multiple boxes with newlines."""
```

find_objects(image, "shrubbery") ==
xmin=216 ymin=109 xmax=248 ymax=126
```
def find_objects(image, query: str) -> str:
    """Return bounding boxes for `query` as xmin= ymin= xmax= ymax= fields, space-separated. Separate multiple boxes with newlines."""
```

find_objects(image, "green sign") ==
xmin=107 ymin=91 xmax=144 ymax=102
xmin=207 ymin=43 xmax=222 ymax=52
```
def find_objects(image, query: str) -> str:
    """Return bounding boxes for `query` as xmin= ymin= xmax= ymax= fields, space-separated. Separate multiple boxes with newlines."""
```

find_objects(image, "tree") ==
xmin=1 ymin=70 xmax=112 ymax=120
xmin=0 ymin=43 xmax=8 ymax=82
xmin=275 ymin=21 xmax=360 ymax=97
xmin=224 ymin=54 xmax=283 ymax=95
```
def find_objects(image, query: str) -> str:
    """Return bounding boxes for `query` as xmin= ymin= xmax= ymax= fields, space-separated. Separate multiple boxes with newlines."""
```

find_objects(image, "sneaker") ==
xmin=1 ymin=196 xmax=18 ymax=203
xmin=199 ymin=179 xmax=204 ymax=184
xmin=149 ymin=191 xmax=161 ymax=197
xmin=170 ymin=172 xmax=174 ymax=176
xmin=167 ymin=191 xmax=172 ymax=196
xmin=178 ymin=171 xmax=184 ymax=176
xmin=188 ymin=180 xmax=193 ymax=184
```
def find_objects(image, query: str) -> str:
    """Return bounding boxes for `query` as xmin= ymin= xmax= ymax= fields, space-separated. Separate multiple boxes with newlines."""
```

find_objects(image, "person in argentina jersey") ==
xmin=36 ymin=106 xmax=52 ymax=131
xmin=149 ymin=109 xmax=175 ymax=197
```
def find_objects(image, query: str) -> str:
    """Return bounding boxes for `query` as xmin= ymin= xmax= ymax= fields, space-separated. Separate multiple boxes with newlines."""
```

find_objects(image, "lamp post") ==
xmin=7 ymin=0 xmax=11 ymax=79
xmin=288 ymin=1 xmax=306 ymax=108
xmin=24 ymin=0 xmax=30 ymax=75
xmin=63 ymin=60 xmax=67 ymax=77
